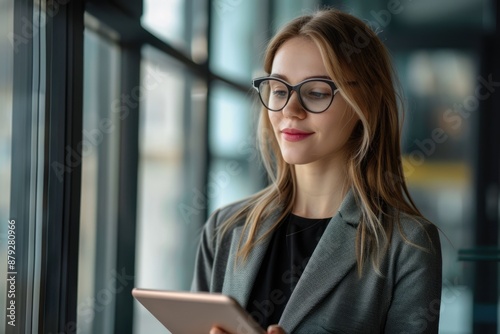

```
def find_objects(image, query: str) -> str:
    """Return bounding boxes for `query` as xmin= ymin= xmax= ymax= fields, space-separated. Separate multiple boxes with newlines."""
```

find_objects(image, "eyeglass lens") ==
xmin=258 ymin=79 xmax=334 ymax=112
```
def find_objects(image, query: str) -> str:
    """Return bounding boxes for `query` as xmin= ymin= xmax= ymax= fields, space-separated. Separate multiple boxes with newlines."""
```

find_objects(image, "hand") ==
xmin=266 ymin=325 xmax=286 ymax=334
xmin=210 ymin=324 xmax=286 ymax=334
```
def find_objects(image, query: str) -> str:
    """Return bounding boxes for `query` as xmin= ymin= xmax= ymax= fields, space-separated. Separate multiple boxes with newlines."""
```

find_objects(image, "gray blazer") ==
xmin=191 ymin=191 xmax=442 ymax=333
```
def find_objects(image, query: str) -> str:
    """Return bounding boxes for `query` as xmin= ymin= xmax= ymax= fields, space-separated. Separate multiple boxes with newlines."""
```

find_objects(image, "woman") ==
xmin=192 ymin=8 xmax=442 ymax=334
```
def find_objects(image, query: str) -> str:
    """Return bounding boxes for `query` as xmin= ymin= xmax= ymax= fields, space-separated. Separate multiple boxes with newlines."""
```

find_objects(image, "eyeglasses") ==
xmin=252 ymin=77 xmax=340 ymax=113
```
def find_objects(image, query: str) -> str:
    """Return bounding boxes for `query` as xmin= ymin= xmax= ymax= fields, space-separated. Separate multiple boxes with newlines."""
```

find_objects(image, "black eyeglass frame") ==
xmin=252 ymin=76 xmax=340 ymax=113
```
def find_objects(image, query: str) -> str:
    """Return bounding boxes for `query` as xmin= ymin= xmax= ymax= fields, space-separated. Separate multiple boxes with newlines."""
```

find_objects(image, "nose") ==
xmin=282 ymin=91 xmax=306 ymax=119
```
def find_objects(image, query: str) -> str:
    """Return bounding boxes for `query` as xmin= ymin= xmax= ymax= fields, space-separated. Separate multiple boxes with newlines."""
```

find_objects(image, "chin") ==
xmin=282 ymin=155 xmax=313 ymax=165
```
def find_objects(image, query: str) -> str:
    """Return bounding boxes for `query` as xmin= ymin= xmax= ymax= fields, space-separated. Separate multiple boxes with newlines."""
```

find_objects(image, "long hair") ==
xmin=219 ymin=9 xmax=426 ymax=275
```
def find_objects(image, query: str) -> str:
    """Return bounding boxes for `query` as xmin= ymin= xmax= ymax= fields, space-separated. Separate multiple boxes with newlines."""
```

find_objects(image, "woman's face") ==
xmin=267 ymin=37 xmax=359 ymax=167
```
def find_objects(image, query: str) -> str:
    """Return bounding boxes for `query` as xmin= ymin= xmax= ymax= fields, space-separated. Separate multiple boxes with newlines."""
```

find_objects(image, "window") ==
xmin=134 ymin=45 xmax=197 ymax=334
xmin=208 ymin=82 xmax=264 ymax=213
xmin=78 ymin=29 xmax=121 ymax=334
xmin=0 ymin=0 xmax=14 ymax=328
xmin=1 ymin=1 xmax=48 ymax=332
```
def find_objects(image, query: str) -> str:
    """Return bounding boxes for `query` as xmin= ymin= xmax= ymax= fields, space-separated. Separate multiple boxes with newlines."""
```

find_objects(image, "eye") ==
xmin=272 ymin=89 xmax=288 ymax=98
xmin=301 ymin=81 xmax=333 ymax=100
xmin=269 ymin=81 xmax=288 ymax=99
xmin=305 ymin=90 xmax=331 ymax=99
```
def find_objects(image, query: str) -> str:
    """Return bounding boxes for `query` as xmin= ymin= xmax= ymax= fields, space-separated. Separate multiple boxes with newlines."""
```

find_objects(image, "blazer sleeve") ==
xmin=385 ymin=221 xmax=442 ymax=334
xmin=190 ymin=209 xmax=220 ymax=292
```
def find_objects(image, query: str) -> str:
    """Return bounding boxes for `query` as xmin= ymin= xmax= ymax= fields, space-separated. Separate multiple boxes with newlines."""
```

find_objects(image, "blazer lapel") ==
xmin=221 ymin=209 xmax=282 ymax=307
xmin=280 ymin=190 xmax=361 ymax=333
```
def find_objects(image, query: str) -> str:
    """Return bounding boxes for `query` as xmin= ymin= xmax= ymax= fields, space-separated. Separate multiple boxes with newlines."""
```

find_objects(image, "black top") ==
xmin=246 ymin=213 xmax=331 ymax=329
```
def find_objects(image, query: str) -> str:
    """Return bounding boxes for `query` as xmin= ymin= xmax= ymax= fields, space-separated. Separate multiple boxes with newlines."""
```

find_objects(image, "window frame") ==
xmin=8 ymin=0 xmax=37 ymax=333
xmin=37 ymin=0 xmax=85 ymax=332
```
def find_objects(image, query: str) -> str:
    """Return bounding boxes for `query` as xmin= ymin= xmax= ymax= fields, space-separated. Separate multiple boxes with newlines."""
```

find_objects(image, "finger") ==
xmin=209 ymin=326 xmax=227 ymax=334
xmin=267 ymin=324 xmax=286 ymax=334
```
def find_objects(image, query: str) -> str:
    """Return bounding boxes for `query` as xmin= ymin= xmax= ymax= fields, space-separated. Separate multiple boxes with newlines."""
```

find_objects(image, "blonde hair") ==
xmin=220 ymin=9 xmax=427 ymax=275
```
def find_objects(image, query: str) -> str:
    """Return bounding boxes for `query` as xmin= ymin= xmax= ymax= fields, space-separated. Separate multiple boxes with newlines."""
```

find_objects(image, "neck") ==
xmin=292 ymin=158 xmax=350 ymax=219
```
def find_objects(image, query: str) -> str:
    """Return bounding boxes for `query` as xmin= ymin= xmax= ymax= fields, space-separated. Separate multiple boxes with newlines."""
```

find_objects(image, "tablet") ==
xmin=132 ymin=288 xmax=266 ymax=334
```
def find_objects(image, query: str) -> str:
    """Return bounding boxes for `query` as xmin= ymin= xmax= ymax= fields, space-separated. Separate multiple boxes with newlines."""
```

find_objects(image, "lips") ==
xmin=281 ymin=128 xmax=314 ymax=142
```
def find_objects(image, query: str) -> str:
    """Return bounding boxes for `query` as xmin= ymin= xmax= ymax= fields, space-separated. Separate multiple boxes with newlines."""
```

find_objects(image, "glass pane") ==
xmin=210 ymin=83 xmax=253 ymax=156
xmin=208 ymin=82 xmax=263 ymax=213
xmin=142 ymin=0 xmax=208 ymax=63
xmin=210 ymin=0 xmax=267 ymax=81
xmin=134 ymin=45 xmax=197 ymax=334
xmin=0 ymin=0 xmax=14 ymax=330
xmin=1 ymin=1 xmax=45 ymax=332
xmin=272 ymin=0 xmax=320 ymax=32
xmin=78 ymin=29 xmax=120 ymax=334
xmin=397 ymin=50 xmax=477 ymax=333
xmin=142 ymin=0 xmax=186 ymax=50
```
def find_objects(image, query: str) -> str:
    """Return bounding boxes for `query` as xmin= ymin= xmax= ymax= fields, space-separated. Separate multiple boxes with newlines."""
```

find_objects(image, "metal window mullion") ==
xmin=6 ymin=0 xmax=35 ymax=333
xmin=112 ymin=45 xmax=141 ymax=334
xmin=38 ymin=0 xmax=84 ymax=332
xmin=28 ymin=2 xmax=46 ymax=333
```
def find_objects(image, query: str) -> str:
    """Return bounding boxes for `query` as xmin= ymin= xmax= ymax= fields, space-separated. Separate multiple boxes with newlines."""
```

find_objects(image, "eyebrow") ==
xmin=269 ymin=73 xmax=332 ymax=81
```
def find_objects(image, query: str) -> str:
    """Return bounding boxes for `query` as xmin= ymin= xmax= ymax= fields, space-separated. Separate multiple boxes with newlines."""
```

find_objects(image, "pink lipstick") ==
xmin=281 ymin=128 xmax=314 ymax=142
